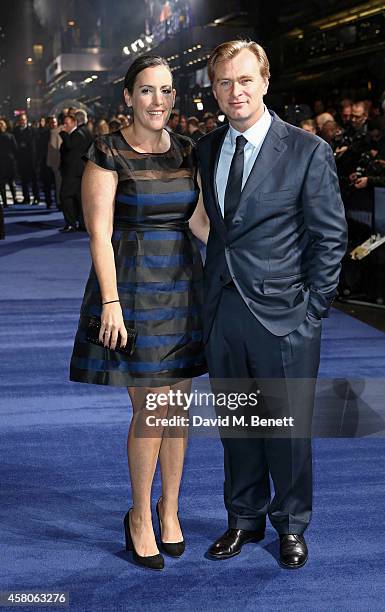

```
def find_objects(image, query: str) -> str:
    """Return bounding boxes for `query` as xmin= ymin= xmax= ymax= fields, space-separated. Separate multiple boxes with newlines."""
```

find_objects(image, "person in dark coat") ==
xmin=197 ymin=39 xmax=347 ymax=570
xmin=59 ymin=110 xmax=92 ymax=232
xmin=36 ymin=117 xmax=56 ymax=209
xmin=0 ymin=118 xmax=18 ymax=207
xmin=187 ymin=116 xmax=205 ymax=142
xmin=13 ymin=113 xmax=39 ymax=204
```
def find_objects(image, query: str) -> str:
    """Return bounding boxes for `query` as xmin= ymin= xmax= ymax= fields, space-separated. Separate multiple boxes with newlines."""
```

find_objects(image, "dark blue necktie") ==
xmin=224 ymin=134 xmax=247 ymax=226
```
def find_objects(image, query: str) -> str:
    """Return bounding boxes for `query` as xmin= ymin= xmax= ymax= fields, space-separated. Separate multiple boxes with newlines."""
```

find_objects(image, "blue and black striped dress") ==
xmin=69 ymin=130 xmax=207 ymax=386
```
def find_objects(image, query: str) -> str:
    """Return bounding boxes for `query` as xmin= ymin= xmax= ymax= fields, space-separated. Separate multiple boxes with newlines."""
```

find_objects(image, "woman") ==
xmin=70 ymin=56 xmax=209 ymax=570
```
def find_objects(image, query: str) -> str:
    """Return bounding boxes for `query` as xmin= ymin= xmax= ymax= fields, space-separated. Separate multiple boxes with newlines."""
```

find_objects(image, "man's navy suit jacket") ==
xmin=196 ymin=110 xmax=348 ymax=341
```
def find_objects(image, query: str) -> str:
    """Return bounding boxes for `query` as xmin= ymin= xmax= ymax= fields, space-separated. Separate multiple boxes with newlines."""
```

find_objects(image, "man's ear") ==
xmin=263 ymin=79 xmax=269 ymax=96
xmin=212 ymin=86 xmax=218 ymax=101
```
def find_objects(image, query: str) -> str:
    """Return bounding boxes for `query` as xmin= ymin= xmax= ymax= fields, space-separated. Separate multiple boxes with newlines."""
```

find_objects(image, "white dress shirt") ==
xmin=216 ymin=107 xmax=272 ymax=216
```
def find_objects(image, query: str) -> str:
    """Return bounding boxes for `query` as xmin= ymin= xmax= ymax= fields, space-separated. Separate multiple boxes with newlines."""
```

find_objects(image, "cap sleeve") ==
xmin=84 ymin=136 xmax=116 ymax=171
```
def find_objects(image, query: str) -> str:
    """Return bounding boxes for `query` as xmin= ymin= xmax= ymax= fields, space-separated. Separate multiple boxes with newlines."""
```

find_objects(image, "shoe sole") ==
xmin=131 ymin=556 xmax=164 ymax=571
xmin=160 ymin=546 xmax=184 ymax=558
xmin=207 ymin=548 xmax=241 ymax=560
xmin=207 ymin=533 xmax=265 ymax=560
xmin=279 ymin=556 xmax=308 ymax=570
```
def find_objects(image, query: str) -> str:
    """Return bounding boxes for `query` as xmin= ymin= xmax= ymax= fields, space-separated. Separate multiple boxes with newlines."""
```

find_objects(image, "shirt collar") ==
xmin=229 ymin=106 xmax=271 ymax=148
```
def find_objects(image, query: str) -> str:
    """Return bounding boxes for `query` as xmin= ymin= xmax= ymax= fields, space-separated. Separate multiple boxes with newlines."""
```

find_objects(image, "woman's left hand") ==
xmin=99 ymin=302 xmax=128 ymax=350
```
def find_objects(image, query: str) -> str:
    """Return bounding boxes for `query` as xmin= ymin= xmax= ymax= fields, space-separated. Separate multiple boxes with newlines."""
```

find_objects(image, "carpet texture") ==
xmin=1 ymin=209 xmax=384 ymax=611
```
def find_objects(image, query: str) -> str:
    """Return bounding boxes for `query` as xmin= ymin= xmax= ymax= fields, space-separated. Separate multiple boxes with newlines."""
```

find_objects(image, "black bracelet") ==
xmin=102 ymin=299 xmax=120 ymax=305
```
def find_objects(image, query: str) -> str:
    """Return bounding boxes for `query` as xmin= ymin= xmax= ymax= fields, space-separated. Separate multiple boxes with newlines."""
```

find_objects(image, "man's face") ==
xmin=341 ymin=106 xmax=351 ymax=123
xmin=212 ymin=49 xmax=268 ymax=131
xmin=302 ymin=123 xmax=316 ymax=135
xmin=48 ymin=116 xmax=58 ymax=129
xmin=64 ymin=116 xmax=76 ymax=132
xmin=314 ymin=100 xmax=324 ymax=115
xmin=168 ymin=114 xmax=179 ymax=130
xmin=369 ymin=128 xmax=382 ymax=143
xmin=19 ymin=114 xmax=28 ymax=128
xmin=321 ymin=121 xmax=337 ymax=143
xmin=179 ymin=115 xmax=187 ymax=131
xmin=204 ymin=118 xmax=217 ymax=133
xmin=351 ymin=105 xmax=367 ymax=130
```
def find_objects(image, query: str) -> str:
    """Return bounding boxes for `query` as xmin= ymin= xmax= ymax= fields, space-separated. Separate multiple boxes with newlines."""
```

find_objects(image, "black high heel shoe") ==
xmin=123 ymin=509 xmax=164 ymax=570
xmin=156 ymin=498 xmax=185 ymax=557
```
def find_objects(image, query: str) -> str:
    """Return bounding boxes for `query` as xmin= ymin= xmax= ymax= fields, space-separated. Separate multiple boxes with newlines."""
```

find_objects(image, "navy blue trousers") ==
xmin=205 ymin=285 xmax=322 ymax=535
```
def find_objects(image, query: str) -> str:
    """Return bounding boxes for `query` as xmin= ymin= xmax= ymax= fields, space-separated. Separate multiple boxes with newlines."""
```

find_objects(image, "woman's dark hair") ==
xmin=123 ymin=55 xmax=172 ymax=94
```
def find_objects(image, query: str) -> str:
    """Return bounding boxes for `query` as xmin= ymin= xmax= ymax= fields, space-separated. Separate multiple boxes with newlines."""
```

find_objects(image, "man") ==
xmin=59 ymin=110 xmax=92 ymax=232
xmin=36 ymin=116 xmax=55 ymax=209
xmin=339 ymin=99 xmax=352 ymax=127
xmin=74 ymin=109 xmax=91 ymax=141
xmin=203 ymin=112 xmax=217 ymax=133
xmin=166 ymin=111 xmax=180 ymax=132
xmin=314 ymin=111 xmax=334 ymax=135
xmin=313 ymin=99 xmax=324 ymax=115
xmin=350 ymin=101 xmax=368 ymax=135
xmin=187 ymin=116 xmax=205 ymax=142
xmin=47 ymin=115 xmax=63 ymax=209
xmin=196 ymin=40 xmax=347 ymax=569
xmin=336 ymin=101 xmax=371 ymax=252
xmin=13 ymin=113 xmax=39 ymax=204
xmin=300 ymin=118 xmax=316 ymax=134
xmin=368 ymin=118 xmax=385 ymax=157
xmin=0 ymin=118 xmax=18 ymax=207
xmin=320 ymin=119 xmax=338 ymax=144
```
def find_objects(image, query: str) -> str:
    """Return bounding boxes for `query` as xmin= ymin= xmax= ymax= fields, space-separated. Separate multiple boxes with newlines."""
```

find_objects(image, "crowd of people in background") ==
xmin=1 ymin=95 xmax=384 ymax=304
xmin=295 ymin=97 xmax=385 ymax=305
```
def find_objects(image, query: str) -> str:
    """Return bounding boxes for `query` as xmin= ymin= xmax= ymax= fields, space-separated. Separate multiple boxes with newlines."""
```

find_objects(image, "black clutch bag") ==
xmin=86 ymin=316 xmax=137 ymax=356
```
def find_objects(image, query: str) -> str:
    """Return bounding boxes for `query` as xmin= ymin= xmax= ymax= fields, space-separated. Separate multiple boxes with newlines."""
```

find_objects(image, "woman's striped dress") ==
xmin=69 ymin=130 xmax=207 ymax=387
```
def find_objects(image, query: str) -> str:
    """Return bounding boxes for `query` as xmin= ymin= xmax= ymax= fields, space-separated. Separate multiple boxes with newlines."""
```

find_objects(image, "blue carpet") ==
xmin=1 ymin=210 xmax=385 ymax=611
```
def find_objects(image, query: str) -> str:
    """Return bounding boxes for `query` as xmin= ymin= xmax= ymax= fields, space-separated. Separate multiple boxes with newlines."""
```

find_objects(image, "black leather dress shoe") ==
xmin=279 ymin=534 xmax=308 ymax=569
xmin=207 ymin=528 xmax=265 ymax=560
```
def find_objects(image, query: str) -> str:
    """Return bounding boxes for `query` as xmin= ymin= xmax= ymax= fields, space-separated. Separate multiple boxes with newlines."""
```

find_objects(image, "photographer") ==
xmin=339 ymin=118 xmax=385 ymax=303
xmin=334 ymin=102 xmax=373 ymax=299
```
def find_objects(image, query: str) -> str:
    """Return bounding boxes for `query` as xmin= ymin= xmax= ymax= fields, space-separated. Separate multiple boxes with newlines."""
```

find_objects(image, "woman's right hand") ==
xmin=99 ymin=302 xmax=128 ymax=350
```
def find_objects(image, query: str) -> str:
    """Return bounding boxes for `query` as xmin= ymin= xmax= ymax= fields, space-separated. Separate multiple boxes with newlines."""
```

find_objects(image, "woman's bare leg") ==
xmin=127 ymin=384 xmax=170 ymax=556
xmin=158 ymin=379 xmax=191 ymax=542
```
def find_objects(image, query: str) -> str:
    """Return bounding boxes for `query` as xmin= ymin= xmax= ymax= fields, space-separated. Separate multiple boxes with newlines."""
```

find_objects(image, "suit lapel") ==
xmin=239 ymin=113 xmax=288 ymax=206
xmin=205 ymin=113 xmax=289 ymax=236
xmin=208 ymin=126 xmax=228 ymax=238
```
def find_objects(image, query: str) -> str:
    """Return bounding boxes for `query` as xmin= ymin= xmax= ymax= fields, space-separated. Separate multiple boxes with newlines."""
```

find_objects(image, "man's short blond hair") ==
xmin=207 ymin=39 xmax=270 ymax=83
